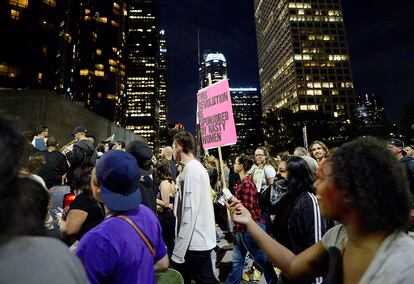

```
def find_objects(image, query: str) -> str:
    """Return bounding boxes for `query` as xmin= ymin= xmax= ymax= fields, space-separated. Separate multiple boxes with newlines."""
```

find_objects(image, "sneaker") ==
xmin=242 ymin=268 xmax=262 ymax=281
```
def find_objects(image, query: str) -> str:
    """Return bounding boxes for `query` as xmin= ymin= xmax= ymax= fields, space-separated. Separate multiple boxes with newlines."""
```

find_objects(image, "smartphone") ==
xmin=217 ymin=188 xmax=233 ymax=206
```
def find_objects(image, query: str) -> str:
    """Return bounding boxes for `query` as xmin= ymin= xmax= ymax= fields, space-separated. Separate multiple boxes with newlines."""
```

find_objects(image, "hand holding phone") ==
xmin=217 ymin=188 xmax=234 ymax=206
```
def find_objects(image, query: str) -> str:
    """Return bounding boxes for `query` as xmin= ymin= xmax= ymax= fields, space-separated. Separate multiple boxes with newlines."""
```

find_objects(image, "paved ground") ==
xmin=212 ymin=226 xmax=268 ymax=283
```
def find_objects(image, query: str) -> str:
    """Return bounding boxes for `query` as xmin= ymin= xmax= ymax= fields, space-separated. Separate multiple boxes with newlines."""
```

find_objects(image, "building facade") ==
xmin=158 ymin=29 xmax=168 ymax=147
xmin=254 ymin=0 xmax=355 ymax=118
xmin=357 ymin=93 xmax=385 ymax=126
xmin=230 ymin=87 xmax=263 ymax=151
xmin=199 ymin=52 xmax=228 ymax=88
xmin=71 ymin=0 xmax=128 ymax=122
xmin=0 ymin=0 xmax=59 ymax=90
xmin=124 ymin=0 xmax=161 ymax=149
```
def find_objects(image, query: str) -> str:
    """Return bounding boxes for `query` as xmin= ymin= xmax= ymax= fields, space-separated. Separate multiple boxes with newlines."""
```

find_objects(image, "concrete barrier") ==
xmin=0 ymin=89 xmax=143 ymax=146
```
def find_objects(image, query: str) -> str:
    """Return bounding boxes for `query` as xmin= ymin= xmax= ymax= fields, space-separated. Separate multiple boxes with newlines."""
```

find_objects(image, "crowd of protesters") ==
xmin=1 ymin=115 xmax=414 ymax=284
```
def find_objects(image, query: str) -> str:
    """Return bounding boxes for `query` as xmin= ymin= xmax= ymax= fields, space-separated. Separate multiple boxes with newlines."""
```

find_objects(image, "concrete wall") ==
xmin=0 ymin=90 xmax=143 ymax=147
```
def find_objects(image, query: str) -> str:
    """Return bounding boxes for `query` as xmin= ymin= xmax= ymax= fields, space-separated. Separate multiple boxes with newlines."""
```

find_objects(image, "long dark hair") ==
xmin=279 ymin=156 xmax=316 ymax=226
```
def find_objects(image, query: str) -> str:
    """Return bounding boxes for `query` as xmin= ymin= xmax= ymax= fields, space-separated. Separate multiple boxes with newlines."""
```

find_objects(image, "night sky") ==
xmin=160 ymin=0 xmax=414 ymax=134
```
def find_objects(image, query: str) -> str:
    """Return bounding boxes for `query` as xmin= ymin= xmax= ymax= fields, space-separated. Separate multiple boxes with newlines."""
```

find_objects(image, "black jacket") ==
xmin=67 ymin=139 xmax=96 ymax=168
xmin=400 ymin=155 xmax=414 ymax=195
xmin=273 ymin=192 xmax=329 ymax=284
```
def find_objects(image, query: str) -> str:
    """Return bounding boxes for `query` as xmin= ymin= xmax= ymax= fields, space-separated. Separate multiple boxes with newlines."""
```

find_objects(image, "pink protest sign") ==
xmin=197 ymin=79 xmax=237 ymax=150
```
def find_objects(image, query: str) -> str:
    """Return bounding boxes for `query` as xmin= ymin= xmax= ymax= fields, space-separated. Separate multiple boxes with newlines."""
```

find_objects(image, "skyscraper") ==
xmin=1 ymin=0 xmax=59 ymax=90
xmin=71 ymin=0 xmax=128 ymax=122
xmin=125 ymin=0 xmax=160 ymax=149
xmin=124 ymin=0 xmax=161 ymax=149
xmin=158 ymin=29 xmax=168 ymax=147
xmin=199 ymin=52 xmax=227 ymax=88
xmin=254 ymin=0 xmax=355 ymax=118
xmin=357 ymin=93 xmax=385 ymax=126
xmin=230 ymin=87 xmax=263 ymax=151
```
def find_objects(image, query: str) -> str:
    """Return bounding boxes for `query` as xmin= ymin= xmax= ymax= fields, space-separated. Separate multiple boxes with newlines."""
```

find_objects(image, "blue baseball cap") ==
xmin=95 ymin=151 xmax=142 ymax=211
xmin=72 ymin=125 xmax=87 ymax=136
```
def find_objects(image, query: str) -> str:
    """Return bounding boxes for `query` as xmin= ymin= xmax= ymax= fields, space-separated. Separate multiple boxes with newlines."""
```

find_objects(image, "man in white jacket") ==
xmin=171 ymin=131 xmax=218 ymax=284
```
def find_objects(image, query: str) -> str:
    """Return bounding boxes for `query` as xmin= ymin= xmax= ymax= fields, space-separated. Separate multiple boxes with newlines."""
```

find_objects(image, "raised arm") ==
xmin=229 ymin=201 xmax=329 ymax=280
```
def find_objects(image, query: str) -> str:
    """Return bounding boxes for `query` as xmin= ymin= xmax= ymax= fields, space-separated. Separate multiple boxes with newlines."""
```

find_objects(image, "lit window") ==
xmin=85 ymin=8 xmax=90 ymax=14
xmin=94 ymin=70 xmax=104 ymax=77
xmin=111 ymin=20 xmax=119 ymax=27
xmin=79 ymin=69 xmax=89 ymax=76
xmin=107 ymin=94 xmax=116 ymax=100
xmin=113 ymin=2 xmax=120 ymax=9
xmin=42 ymin=0 xmax=56 ymax=7
xmin=9 ymin=0 xmax=28 ymax=8
xmin=109 ymin=66 xmax=116 ymax=72
xmin=95 ymin=64 xmax=104 ymax=70
xmin=37 ymin=72 xmax=43 ymax=83
xmin=42 ymin=46 xmax=47 ymax=56
xmin=96 ymin=49 xmax=102 ymax=55
xmin=109 ymin=59 xmax=116 ymax=65
xmin=84 ymin=16 xmax=91 ymax=21
xmin=97 ymin=17 xmax=107 ymax=23
xmin=10 ymin=9 xmax=20 ymax=20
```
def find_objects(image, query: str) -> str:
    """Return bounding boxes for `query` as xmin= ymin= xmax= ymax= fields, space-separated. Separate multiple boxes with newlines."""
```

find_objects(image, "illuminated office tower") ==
xmin=158 ymin=29 xmax=168 ymax=147
xmin=254 ymin=0 xmax=355 ymax=118
xmin=0 ymin=0 xmax=59 ymax=90
xmin=72 ymin=0 xmax=127 ymax=121
xmin=230 ymin=87 xmax=263 ymax=151
xmin=199 ymin=52 xmax=227 ymax=88
xmin=124 ymin=0 xmax=161 ymax=149
xmin=196 ymin=51 xmax=228 ymax=156
xmin=357 ymin=93 xmax=385 ymax=126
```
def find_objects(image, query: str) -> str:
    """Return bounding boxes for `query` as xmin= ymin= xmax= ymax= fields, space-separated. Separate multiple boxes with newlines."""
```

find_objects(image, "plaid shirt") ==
xmin=235 ymin=174 xmax=265 ymax=232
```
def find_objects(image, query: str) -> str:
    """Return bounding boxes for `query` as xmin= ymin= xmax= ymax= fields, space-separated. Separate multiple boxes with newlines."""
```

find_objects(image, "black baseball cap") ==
xmin=388 ymin=138 xmax=407 ymax=155
xmin=72 ymin=125 xmax=87 ymax=136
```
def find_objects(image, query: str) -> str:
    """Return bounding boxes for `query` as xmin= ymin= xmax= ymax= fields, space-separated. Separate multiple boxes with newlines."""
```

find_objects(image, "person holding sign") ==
xmin=226 ymin=154 xmax=278 ymax=284
xmin=227 ymin=137 xmax=414 ymax=284
xmin=171 ymin=131 xmax=218 ymax=284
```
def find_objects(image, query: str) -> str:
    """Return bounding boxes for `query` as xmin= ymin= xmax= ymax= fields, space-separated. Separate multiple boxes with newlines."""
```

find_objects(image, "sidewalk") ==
xmin=212 ymin=226 xmax=267 ymax=283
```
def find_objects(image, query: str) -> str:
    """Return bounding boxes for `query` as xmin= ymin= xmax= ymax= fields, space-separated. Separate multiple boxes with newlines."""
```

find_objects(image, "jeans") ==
xmin=172 ymin=249 xmax=219 ymax=284
xmin=226 ymin=222 xmax=278 ymax=284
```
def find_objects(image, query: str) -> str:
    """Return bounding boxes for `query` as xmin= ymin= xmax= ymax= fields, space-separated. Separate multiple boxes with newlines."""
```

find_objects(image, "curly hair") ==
xmin=329 ymin=136 xmax=411 ymax=231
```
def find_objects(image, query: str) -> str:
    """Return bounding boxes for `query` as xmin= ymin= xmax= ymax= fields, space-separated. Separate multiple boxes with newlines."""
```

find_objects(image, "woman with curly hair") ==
xmin=228 ymin=137 xmax=414 ymax=283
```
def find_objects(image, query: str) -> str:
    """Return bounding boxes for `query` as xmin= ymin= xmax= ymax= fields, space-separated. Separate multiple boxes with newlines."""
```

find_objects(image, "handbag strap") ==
xmin=117 ymin=215 xmax=155 ymax=257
